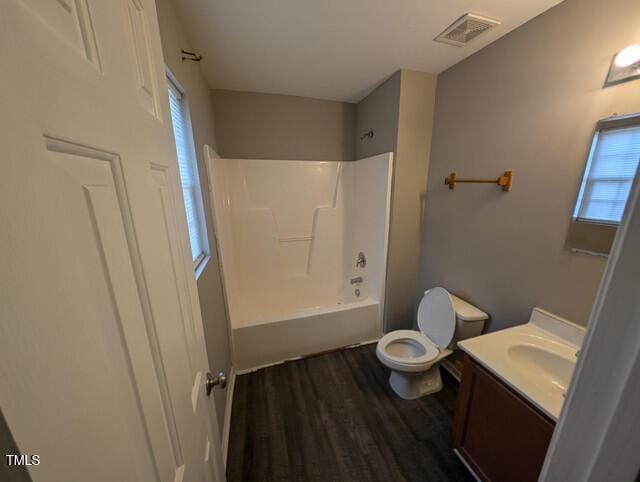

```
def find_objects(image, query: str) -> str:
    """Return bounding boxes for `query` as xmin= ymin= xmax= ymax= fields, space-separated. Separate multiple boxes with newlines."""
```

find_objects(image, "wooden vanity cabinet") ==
xmin=453 ymin=354 xmax=556 ymax=482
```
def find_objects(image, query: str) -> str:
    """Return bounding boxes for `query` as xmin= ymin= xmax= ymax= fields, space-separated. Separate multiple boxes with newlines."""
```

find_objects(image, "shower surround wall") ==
xmin=208 ymin=153 xmax=393 ymax=370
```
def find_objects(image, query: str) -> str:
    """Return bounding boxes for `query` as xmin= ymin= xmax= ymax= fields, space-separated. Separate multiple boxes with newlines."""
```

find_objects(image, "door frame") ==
xmin=540 ymin=168 xmax=640 ymax=481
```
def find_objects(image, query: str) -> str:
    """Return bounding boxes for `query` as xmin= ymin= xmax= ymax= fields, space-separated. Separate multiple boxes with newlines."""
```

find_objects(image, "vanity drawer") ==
xmin=453 ymin=355 xmax=555 ymax=482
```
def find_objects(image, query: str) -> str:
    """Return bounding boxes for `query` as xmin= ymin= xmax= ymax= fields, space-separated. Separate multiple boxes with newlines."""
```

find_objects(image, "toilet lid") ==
xmin=417 ymin=287 xmax=455 ymax=348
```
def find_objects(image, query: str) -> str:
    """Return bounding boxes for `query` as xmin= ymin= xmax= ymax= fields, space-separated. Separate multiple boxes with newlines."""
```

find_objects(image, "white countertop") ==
xmin=457 ymin=308 xmax=586 ymax=421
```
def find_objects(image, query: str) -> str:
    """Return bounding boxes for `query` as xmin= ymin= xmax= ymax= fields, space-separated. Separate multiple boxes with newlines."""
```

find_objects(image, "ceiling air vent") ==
xmin=434 ymin=13 xmax=501 ymax=47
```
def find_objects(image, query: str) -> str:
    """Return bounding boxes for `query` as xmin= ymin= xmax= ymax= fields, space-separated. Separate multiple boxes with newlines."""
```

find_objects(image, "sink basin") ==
xmin=457 ymin=307 xmax=585 ymax=420
xmin=507 ymin=344 xmax=576 ymax=394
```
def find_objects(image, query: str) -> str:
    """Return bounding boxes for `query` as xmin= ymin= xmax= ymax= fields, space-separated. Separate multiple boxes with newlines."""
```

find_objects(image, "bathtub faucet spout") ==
xmin=350 ymin=276 xmax=363 ymax=285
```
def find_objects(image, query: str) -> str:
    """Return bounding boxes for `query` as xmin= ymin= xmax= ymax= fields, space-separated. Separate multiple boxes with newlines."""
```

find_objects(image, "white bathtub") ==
xmin=232 ymin=297 xmax=381 ymax=372
xmin=206 ymin=151 xmax=393 ymax=372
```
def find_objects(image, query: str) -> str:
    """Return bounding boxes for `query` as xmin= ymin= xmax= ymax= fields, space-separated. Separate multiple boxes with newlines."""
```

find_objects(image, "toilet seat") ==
xmin=376 ymin=330 xmax=439 ymax=372
xmin=376 ymin=288 xmax=457 ymax=373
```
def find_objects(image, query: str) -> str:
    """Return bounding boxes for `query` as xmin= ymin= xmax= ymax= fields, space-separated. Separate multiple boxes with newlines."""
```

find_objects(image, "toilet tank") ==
xmin=450 ymin=294 xmax=488 ymax=343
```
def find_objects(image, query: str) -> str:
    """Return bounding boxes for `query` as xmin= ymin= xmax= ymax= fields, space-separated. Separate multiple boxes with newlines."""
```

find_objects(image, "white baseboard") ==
xmin=221 ymin=366 xmax=236 ymax=467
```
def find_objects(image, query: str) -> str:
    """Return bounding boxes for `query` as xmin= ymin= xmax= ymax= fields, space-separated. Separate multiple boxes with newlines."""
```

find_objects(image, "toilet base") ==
xmin=388 ymin=365 xmax=443 ymax=400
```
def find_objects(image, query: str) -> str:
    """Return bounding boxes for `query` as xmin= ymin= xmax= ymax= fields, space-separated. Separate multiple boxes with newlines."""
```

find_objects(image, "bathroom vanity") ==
xmin=452 ymin=308 xmax=585 ymax=482
xmin=453 ymin=354 xmax=555 ymax=481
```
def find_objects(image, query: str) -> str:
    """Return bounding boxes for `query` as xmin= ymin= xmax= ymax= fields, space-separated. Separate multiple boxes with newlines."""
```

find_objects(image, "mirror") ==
xmin=566 ymin=113 xmax=640 ymax=255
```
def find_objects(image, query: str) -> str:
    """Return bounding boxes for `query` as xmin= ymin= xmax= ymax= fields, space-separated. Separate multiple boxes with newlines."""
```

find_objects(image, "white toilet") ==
xmin=376 ymin=287 xmax=488 ymax=399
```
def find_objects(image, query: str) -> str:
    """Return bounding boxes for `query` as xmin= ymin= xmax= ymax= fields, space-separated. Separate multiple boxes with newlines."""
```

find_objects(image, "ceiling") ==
xmin=172 ymin=0 xmax=564 ymax=103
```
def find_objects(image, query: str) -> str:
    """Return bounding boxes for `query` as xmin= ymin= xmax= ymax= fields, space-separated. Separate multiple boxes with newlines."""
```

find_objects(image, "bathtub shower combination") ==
xmin=206 ymin=151 xmax=393 ymax=370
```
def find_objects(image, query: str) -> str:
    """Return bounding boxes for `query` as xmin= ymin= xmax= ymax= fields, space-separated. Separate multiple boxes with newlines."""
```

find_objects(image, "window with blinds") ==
xmin=573 ymin=121 xmax=640 ymax=225
xmin=167 ymin=77 xmax=209 ymax=272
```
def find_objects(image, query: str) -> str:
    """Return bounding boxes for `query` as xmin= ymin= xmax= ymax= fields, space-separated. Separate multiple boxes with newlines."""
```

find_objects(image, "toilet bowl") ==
xmin=376 ymin=287 xmax=488 ymax=399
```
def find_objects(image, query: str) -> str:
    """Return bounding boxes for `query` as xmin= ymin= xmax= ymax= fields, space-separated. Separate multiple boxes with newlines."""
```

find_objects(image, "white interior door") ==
xmin=0 ymin=1 xmax=224 ymax=481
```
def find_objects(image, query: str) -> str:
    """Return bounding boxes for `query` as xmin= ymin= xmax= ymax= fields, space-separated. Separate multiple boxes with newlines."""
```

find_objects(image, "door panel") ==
xmin=0 ymin=131 xmax=170 ymax=482
xmin=18 ymin=0 xmax=102 ymax=70
xmin=0 ymin=1 xmax=223 ymax=481
xmin=150 ymin=164 xmax=207 ymax=371
xmin=125 ymin=0 xmax=161 ymax=118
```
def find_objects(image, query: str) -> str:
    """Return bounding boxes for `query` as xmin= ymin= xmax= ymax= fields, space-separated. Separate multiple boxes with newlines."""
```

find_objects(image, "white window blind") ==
xmin=573 ymin=124 xmax=640 ymax=224
xmin=167 ymin=78 xmax=208 ymax=269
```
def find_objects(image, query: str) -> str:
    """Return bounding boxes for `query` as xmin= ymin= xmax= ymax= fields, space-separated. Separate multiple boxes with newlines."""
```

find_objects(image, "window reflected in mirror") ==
xmin=567 ymin=113 xmax=640 ymax=255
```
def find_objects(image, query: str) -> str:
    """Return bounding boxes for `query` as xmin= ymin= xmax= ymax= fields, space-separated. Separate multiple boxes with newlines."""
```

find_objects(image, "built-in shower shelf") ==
xmin=279 ymin=236 xmax=313 ymax=242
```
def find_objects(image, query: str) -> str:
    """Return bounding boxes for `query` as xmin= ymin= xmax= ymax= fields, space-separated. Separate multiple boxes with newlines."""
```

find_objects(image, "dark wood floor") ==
xmin=227 ymin=344 xmax=474 ymax=482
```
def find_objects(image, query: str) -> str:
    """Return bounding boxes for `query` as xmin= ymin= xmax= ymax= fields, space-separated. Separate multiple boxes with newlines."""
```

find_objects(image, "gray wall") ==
xmin=418 ymin=0 xmax=640 ymax=331
xmin=357 ymin=70 xmax=438 ymax=332
xmin=211 ymin=90 xmax=356 ymax=160
xmin=356 ymin=72 xmax=401 ymax=159
xmin=156 ymin=0 xmax=231 ymax=432
xmin=389 ymin=71 xmax=438 ymax=331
